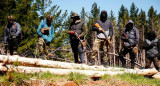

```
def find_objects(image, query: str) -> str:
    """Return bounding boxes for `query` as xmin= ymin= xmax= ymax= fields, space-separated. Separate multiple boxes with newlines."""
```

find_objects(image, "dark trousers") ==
xmin=70 ymin=39 xmax=84 ymax=63
xmin=8 ymin=38 xmax=18 ymax=55
xmin=145 ymin=57 xmax=160 ymax=71
xmin=119 ymin=47 xmax=136 ymax=68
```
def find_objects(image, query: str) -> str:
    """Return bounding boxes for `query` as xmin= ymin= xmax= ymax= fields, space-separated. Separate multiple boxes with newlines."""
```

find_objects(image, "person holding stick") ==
xmin=67 ymin=12 xmax=87 ymax=63
xmin=91 ymin=10 xmax=113 ymax=65
xmin=118 ymin=20 xmax=139 ymax=69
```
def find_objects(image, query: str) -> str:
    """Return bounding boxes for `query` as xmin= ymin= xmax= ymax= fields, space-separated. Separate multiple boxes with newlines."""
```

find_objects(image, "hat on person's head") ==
xmin=7 ymin=15 xmax=15 ymax=21
xmin=46 ymin=14 xmax=52 ymax=20
xmin=71 ymin=12 xmax=79 ymax=18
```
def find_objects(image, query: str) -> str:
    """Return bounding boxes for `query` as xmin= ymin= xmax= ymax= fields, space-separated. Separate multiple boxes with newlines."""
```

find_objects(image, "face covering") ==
xmin=46 ymin=18 xmax=52 ymax=26
xmin=148 ymin=33 xmax=156 ymax=41
xmin=126 ymin=23 xmax=133 ymax=31
xmin=100 ymin=11 xmax=107 ymax=22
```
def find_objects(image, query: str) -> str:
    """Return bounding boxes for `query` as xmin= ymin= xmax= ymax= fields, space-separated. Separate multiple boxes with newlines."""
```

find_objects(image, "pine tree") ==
xmin=109 ymin=10 xmax=117 ymax=66
xmin=86 ymin=2 xmax=100 ymax=48
xmin=15 ymin=0 xmax=40 ymax=56
xmin=118 ymin=5 xmax=129 ymax=54
xmin=130 ymin=2 xmax=139 ymax=27
xmin=137 ymin=9 xmax=147 ymax=66
xmin=80 ymin=7 xmax=86 ymax=23
xmin=0 ymin=0 xmax=17 ymax=41
xmin=138 ymin=9 xmax=147 ymax=48
xmin=147 ymin=6 xmax=159 ymax=32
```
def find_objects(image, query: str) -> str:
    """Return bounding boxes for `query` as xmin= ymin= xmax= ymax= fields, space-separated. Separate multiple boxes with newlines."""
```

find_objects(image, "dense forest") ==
xmin=0 ymin=0 xmax=160 ymax=66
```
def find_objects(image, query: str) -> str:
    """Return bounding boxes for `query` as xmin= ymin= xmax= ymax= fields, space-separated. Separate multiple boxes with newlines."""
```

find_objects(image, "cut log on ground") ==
xmin=0 ymin=55 xmax=124 ymax=71
xmin=0 ymin=63 xmax=124 ymax=76
xmin=152 ymin=72 xmax=160 ymax=79
xmin=0 ymin=55 xmax=158 ymax=77
xmin=0 ymin=63 xmax=158 ymax=77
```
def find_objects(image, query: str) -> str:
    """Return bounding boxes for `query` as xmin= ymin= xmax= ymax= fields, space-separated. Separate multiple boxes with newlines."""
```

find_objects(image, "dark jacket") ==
xmin=121 ymin=20 xmax=139 ymax=47
xmin=143 ymin=38 xmax=159 ymax=58
xmin=158 ymin=39 xmax=160 ymax=57
xmin=69 ymin=20 xmax=86 ymax=40
xmin=4 ymin=22 xmax=21 ymax=44
xmin=92 ymin=20 xmax=113 ymax=39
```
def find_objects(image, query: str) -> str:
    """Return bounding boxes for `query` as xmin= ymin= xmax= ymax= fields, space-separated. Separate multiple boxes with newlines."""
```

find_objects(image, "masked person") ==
xmin=142 ymin=29 xmax=160 ymax=71
xmin=37 ymin=14 xmax=54 ymax=60
xmin=118 ymin=20 xmax=139 ymax=69
xmin=92 ymin=10 xmax=113 ymax=65
xmin=67 ymin=12 xmax=86 ymax=63
xmin=4 ymin=15 xmax=21 ymax=55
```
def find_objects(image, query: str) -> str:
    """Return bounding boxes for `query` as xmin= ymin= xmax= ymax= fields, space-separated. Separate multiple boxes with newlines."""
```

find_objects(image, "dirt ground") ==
xmin=21 ymin=79 xmax=140 ymax=86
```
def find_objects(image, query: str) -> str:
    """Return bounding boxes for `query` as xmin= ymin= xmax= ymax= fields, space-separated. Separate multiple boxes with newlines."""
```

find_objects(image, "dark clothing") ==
xmin=4 ymin=22 xmax=21 ymax=44
xmin=92 ymin=20 xmax=113 ymax=38
xmin=4 ymin=22 xmax=21 ymax=55
xmin=119 ymin=20 xmax=139 ymax=68
xmin=100 ymin=10 xmax=108 ymax=22
xmin=69 ymin=20 xmax=86 ymax=63
xmin=143 ymin=38 xmax=159 ymax=58
xmin=119 ymin=47 xmax=136 ymax=68
xmin=8 ymin=38 xmax=18 ymax=55
xmin=145 ymin=57 xmax=160 ymax=71
xmin=121 ymin=20 xmax=139 ymax=48
xmin=143 ymin=37 xmax=160 ymax=71
xmin=158 ymin=39 xmax=160 ymax=59
xmin=69 ymin=20 xmax=86 ymax=40
xmin=70 ymin=39 xmax=84 ymax=63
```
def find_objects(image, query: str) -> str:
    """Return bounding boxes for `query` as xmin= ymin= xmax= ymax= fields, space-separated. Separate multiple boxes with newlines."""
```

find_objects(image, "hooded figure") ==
xmin=142 ymin=29 xmax=160 ymax=71
xmin=121 ymin=20 xmax=139 ymax=48
xmin=118 ymin=20 xmax=139 ymax=69
xmin=146 ymin=29 xmax=156 ymax=41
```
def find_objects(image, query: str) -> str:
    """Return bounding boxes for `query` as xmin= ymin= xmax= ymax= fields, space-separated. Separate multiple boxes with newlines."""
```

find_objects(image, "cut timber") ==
xmin=0 ymin=55 xmax=158 ymax=76
xmin=0 ymin=63 xmax=158 ymax=78
xmin=135 ymin=68 xmax=158 ymax=76
xmin=152 ymin=72 xmax=160 ymax=79
xmin=0 ymin=65 xmax=8 ymax=71
xmin=0 ymin=55 xmax=115 ymax=71
xmin=0 ymin=63 xmax=124 ymax=76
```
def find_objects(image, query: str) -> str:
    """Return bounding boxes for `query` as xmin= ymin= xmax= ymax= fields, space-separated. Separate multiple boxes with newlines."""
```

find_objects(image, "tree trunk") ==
xmin=0 ymin=55 xmax=110 ymax=71
xmin=0 ymin=63 xmax=158 ymax=77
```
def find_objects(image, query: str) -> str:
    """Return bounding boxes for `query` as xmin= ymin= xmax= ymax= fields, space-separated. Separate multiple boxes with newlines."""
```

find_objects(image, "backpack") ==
xmin=6 ymin=23 xmax=22 ymax=41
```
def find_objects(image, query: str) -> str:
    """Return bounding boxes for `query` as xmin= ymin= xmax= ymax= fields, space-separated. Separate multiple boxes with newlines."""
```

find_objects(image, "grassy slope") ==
xmin=0 ymin=71 xmax=160 ymax=86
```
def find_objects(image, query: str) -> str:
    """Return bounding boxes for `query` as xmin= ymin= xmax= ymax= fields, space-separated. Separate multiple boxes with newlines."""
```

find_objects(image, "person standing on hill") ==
xmin=118 ymin=20 xmax=139 ymax=69
xmin=4 ymin=15 xmax=21 ymax=55
xmin=91 ymin=10 xmax=113 ymax=65
xmin=67 ymin=12 xmax=87 ymax=63
xmin=37 ymin=14 xmax=54 ymax=60
xmin=142 ymin=29 xmax=160 ymax=71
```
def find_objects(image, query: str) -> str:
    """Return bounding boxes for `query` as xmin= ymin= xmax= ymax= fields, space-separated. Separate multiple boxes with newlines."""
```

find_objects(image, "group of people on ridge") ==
xmin=4 ymin=10 xmax=160 ymax=71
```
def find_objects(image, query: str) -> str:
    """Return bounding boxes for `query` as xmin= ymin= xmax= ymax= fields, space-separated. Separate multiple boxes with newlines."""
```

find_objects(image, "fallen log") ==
xmin=0 ymin=63 xmax=158 ymax=78
xmin=126 ymin=68 xmax=158 ymax=76
xmin=0 ymin=55 xmax=158 ymax=77
xmin=0 ymin=55 xmax=121 ymax=71
xmin=152 ymin=72 xmax=160 ymax=79
xmin=0 ymin=63 xmax=124 ymax=76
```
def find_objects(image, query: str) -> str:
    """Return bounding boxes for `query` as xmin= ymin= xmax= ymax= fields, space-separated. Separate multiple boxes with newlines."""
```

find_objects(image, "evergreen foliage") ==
xmin=0 ymin=1 xmax=159 ymax=60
